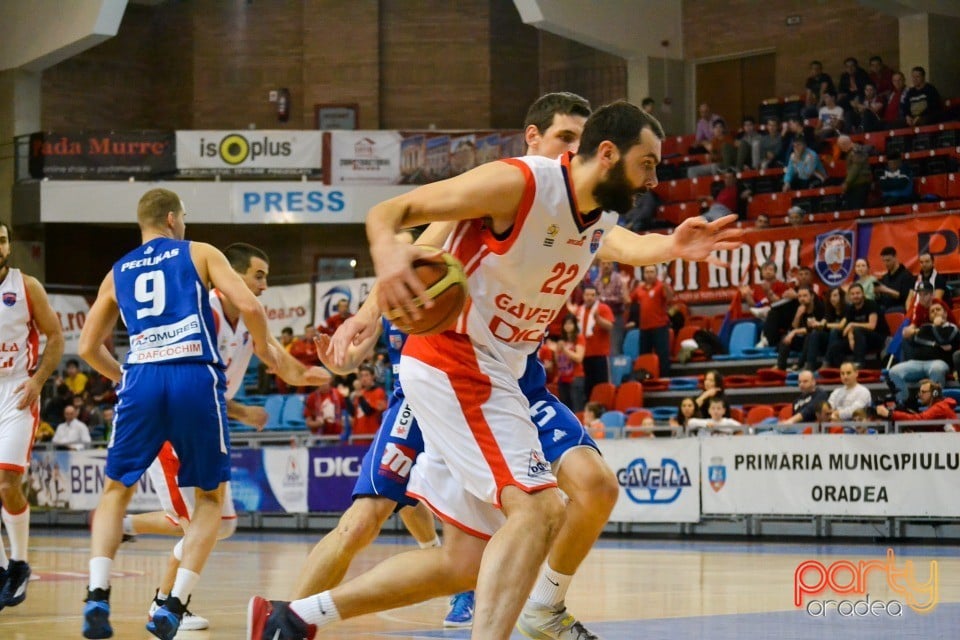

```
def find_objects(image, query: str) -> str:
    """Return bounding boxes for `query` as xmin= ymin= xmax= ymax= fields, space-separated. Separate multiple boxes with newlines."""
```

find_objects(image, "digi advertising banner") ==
xmin=665 ymin=221 xmax=857 ymax=304
xmin=598 ymin=438 xmax=700 ymax=523
xmin=306 ymin=445 xmax=368 ymax=512
xmin=701 ymin=433 xmax=960 ymax=517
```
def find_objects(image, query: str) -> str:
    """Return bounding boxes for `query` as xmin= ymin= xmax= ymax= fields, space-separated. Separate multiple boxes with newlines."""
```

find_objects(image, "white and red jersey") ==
xmin=444 ymin=153 xmax=619 ymax=378
xmin=0 ymin=269 xmax=39 ymax=380
xmin=209 ymin=290 xmax=253 ymax=401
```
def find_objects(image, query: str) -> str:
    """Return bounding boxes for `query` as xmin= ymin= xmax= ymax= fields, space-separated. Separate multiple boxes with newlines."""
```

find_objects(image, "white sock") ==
xmin=418 ymin=535 xmax=441 ymax=549
xmin=1 ymin=505 xmax=29 ymax=562
xmin=290 ymin=591 xmax=341 ymax=627
xmin=0 ymin=521 xmax=8 ymax=569
xmin=157 ymin=591 xmax=169 ymax=602
xmin=122 ymin=515 xmax=137 ymax=536
xmin=172 ymin=538 xmax=184 ymax=561
xmin=528 ymin=565 xmax=573 ymax=608
xmin=170 ymin=568 xmax=200 ymax=602
xmin=89 ymin=556 xmax=113 ymax=591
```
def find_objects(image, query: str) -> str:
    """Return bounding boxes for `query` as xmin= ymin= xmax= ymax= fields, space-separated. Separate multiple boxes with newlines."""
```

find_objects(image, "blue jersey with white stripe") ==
xmin=115 ymin=238 xmax=221 ymax=367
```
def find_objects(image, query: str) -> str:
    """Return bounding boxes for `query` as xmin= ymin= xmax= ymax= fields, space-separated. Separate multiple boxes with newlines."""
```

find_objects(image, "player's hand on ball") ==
xmin=373 ymin=243 xmax=439 ymax=326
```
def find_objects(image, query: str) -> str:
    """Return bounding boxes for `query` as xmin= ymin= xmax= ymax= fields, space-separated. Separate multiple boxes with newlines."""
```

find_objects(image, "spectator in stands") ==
xmin=34 ymin=421 xmax=55 ymax=444
xmin=868 ymin=56 xmax=894 ymax=100
xmin=304 ymin=377 xmax=345 ymax=437
xmin=794 ymin=265 xmax=823 ymax=298
xmin=688 ymin=119 xmax=735 ymax=178
xmin=886 ymin=298 xmax=957 ymax=403
xmin=61 ymin=358 xmax=88 ymax=398
xmin=902 ymin=282 xmax=939 ymax=353
xmin=641 ymin=97 xmax=656 ymax=115
xmin=782 ymin=137 xmax=826 ymax=191
xmin=785 ymin=369 xmax=830 ymax=424
xmin=754 ymin=213 xmax=770 ymax=229
xmin=815 ymin=400 xmax=836 ymax=427
xmin=817 ymin=90 xmax=845 ymax=139
xmin=710 ymin=169 xmax=748 ymax=220
xmin=694 ymin=103 xmax=720 ymax=145
xmin=849 ymin=85 xmax=884 ymax=133
xmin=837 ymin=135 xmax=872 ymax=209
xmin=787 ymin=206 xmax=806 ymax=228
xmin=736 ymin=116 xmax=762 ymax=169
xmin=347 ymin=364 xmax=387 ymax=444
xmin=670 ymin=396 xmax=699 ymax=431
xmin=882 ymin=72 xmax=907 ymax=127
xmin=906 ymin=252 xmax=950 ymax=310
xmin=628 ymin=265 xmax=674 ymax=377
xmin=740 ymin=259 xmax=794 ymax=328
xmin=687 ymin=396 xmax=741 ymax=436
xmin=582 ymin=402 xmax=606 ymax=440
xmin=875 ymin=246 xmax=914 ymax=312
xmin=904 ymin=66 xmax=942 ymax=126
xmin=758 ymin=117 xmax=784 ymax=169
xmin=878 ymin=152 xmax=914 ymax=205
xmin=695 ymin=370 xmax=726 ymax=418
xmin=802 ymin=287 xmax=846 ymax=369
xmin=595 ymin=260 xmax=630 ymax=356
xmin=572 ymin=284 xmax=613 ymax=403
xmin=52 ymin=405 xmax=91 ymax=450
xmin=837 ymin=57 xmax=871 ymax=111
xmin=554 ymin=314 xmax=586 ymax=412
xmin=279 ymin=326 xmax=295 ymax=351
xmin=42 ymin=378 xmax=72 ymax=426
xmin=826 ymin=283 xmax=888 ymax=367
xmin=89 ymin=405 xmax=115 ymax=443
xmin=848 ymin=258 xmax=878 ymax=300
xmin=86 ymin=371 xmax=117 ymax=407
xmin=324 ymin=299 xmax=353 ymax=335
xmin=778 ymin=116 xmax=816 ymax=165
xmin=776 ymin=285 xmax=824 ymax=370
xmin=805 ymin=60 xmax=835 ymax=104
xmin=827 ymin=362 xmax=873 ymax=421
xmin=876 ymin=379 xmax=957 ymax=432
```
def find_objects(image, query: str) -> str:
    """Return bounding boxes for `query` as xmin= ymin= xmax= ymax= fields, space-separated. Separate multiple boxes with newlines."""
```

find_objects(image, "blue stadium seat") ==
xmin=610 ymin=355 xmax=632 ymax=385
xmin=669 ymin=377 xmax=699 ymax=391
xmin=600 ymin=410 xmax=625 ymax=438
xmin=622 ymin=329 xmax=640 ymax=362
xmin=263 ymin=395 xmax=286 ymax=430
xmin=282 ymin=394 xmax=307 ymax=429
xmin=651 ymin=406 xmax=677 ymax=422
xmin=714 ymin=322 xmax=758 ymax=360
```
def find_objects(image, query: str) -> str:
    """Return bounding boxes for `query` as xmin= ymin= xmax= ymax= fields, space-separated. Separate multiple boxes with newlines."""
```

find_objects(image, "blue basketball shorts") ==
xmin=107 ymin=363 xmax=230 ymax=491
xmin=528 ymin=389 xmax=600 ymax=465
xmin=352 ymin=393 xmax=424 ymax=510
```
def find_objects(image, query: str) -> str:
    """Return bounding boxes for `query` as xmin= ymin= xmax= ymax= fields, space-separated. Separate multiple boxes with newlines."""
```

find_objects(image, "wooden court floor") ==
xmin=1 ymin=529 xmax=959 ymax=639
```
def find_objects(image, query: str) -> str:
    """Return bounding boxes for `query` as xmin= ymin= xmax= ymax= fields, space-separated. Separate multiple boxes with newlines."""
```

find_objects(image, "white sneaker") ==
xmin=148 ymin=596 xmax=210 ymax=631
xmin=516 ymin=601 xmax=600 ymax=639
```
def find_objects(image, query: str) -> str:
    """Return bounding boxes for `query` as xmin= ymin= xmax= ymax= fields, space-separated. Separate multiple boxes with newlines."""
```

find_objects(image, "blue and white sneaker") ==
xmin=443 ymin=590 xmax=474 ymax=628
xmin=0 ymin=560 xmax=30 ymax=607
xmin=82 ymin=588 xmax=113 ymax=639
xmin=146 ymin=595 xmax=184 ymax=640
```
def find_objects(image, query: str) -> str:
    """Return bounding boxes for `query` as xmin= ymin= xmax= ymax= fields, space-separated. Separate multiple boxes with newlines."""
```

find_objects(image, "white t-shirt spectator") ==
xmin=53 ymin=418 xmax=91 ymax=449
xmin=827 ymin=384 xmax=872 ymax=420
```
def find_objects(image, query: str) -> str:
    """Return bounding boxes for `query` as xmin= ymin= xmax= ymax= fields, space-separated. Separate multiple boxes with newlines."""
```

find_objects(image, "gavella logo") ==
xmin=794 ymin=549 xmax=939 ymax=617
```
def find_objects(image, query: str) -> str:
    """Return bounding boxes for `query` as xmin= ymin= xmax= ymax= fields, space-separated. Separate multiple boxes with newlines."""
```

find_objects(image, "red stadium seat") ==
xmin=614 ymin=381 xmax=644 ymax=413
xmin=588 ymin=383 xmax=616 ymax=408
xmin=745 ymin=405 xmax=775 ymax=425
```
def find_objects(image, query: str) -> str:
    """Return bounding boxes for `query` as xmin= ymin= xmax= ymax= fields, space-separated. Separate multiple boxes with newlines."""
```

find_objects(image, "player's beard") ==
xmin=593 ymin=158 xmax=639 ymax=214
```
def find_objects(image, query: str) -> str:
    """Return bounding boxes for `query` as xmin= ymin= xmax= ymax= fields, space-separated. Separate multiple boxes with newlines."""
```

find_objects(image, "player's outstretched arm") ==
xmin=194 ymin=242 xmax=278 ymax=370
xmin=227 ymin=399 xmax=268 ymax=430
xmin=366 ymin=161 xmax=526 ymax=324
xmin=16 ymin=276 xmax=65 ymax=409
xmin=78 ymin=271 xmax=123 ymax=383
xmin=597 ymin=214 xmax=744 ymax=267
xmin=268 ymin=333 xmax=332 ymax=388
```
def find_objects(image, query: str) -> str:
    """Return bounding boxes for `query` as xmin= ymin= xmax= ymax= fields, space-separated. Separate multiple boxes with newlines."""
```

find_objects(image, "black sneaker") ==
xmin=0 ymin=560 xmax=30 ymax=607
xmin=0 ymin=565 xmax=7 ymax=612
xmin=247 ymin=596 xmax=316 ymax=640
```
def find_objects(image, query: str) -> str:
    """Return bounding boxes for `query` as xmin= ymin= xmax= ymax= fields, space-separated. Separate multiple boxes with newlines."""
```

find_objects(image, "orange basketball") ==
xmin=385 ymin=250 xmax=468 ymax=335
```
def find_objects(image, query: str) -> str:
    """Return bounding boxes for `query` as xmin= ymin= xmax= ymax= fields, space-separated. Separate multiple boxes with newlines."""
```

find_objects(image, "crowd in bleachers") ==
xmin=619 ymin=56 xmax=960 ymax=231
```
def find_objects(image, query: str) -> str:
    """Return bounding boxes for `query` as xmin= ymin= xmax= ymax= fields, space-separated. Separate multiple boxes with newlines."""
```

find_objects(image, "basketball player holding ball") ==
xmin=249 ymin=99 xmax=742 ymax=640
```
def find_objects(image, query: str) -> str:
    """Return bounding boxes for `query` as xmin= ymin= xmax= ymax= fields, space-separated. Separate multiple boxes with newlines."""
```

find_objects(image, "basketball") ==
xmin=385 ymin=250 xmax=468 ymax=335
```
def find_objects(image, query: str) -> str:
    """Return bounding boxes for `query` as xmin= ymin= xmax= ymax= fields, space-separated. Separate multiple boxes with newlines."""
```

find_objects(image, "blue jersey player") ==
xmin=78 ymin=188 xmax=278 ymax=640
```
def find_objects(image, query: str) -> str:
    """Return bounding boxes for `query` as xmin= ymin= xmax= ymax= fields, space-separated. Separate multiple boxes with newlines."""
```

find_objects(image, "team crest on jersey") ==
xmin=389 ymin=333 xmax=403 ymax=351
xmin=543 ymin=224 xmax=560 ymax=248
xmin=2 ymin=292 xmax=16 ymax=307
xmin=589 ymin=229 xmax=604 ymax=254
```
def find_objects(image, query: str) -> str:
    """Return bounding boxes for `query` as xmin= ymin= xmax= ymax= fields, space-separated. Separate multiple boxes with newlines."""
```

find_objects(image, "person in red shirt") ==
xmin=347 ymin=364 xmax=387 ymax=445
xmin=303 ymin=378 xmax=345 ymax=437
xmin=876 ymin=380 xmax=957 ymax=432
xmin=628 ymin=265 xmax=674 ymax=376
xmin=289 ymin=323 xmax=322 ymax=367
xmin=553 ymin=314 xmax=586 ymax=411
xmin=740 ymin=260 xmax=796 ymax=348
xmin=324 ymin=299 xmax=353 ymax=336
xmin=571 ymin=285 xmax=613 ymax=402
xmin=882 ymin=71 xmax=906 ymax=127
